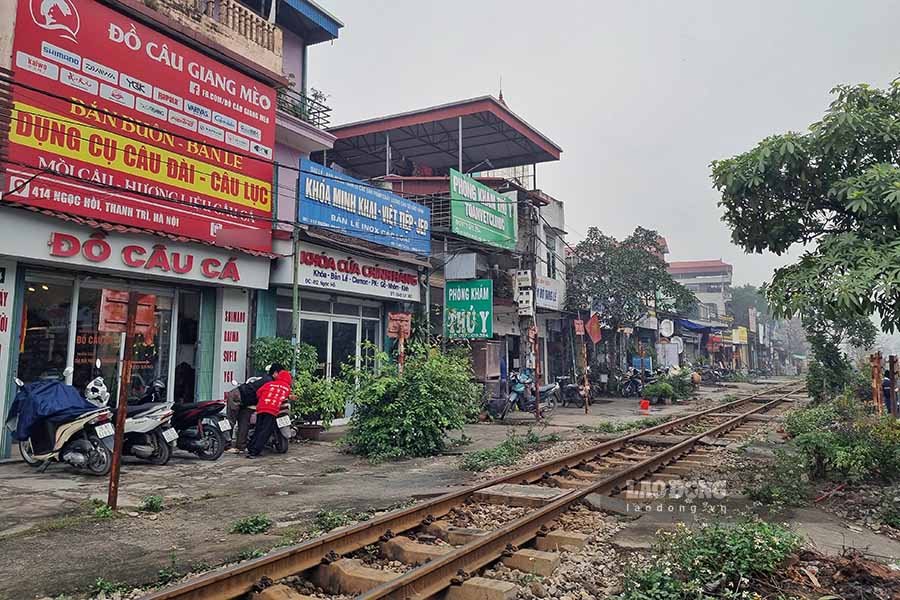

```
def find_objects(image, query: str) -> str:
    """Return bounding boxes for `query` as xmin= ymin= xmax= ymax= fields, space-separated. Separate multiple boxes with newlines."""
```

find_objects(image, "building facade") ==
xmin=0 ymin=0 xmax=343 ymax=457
xmin=667 ymin=260 xmax=734 ymax=320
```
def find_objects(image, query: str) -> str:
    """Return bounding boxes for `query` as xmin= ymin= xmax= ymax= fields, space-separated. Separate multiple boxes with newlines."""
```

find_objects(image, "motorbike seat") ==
xmin=124 ymin=402 xmax=168 ymax=417
xmin=538 ymin=384 xmax=558 ymax=394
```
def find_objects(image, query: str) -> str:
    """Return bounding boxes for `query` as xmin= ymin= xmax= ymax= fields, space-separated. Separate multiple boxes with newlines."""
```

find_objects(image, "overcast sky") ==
xmin=309 ymin=0 xmax=900 ymax=287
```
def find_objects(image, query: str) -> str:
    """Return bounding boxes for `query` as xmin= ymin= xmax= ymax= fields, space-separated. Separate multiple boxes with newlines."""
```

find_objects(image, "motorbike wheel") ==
xmin=499 ymin=396 xmax=514 ymax=420
xmin=19 ymin=439 xmax=39 ymax=466
xmin=195 ymin=425 xmax=225 ymax=461
xmin=148 ymin=430 xmax=172 ymax=466
xmin=84 ymin=434 xmax=112 ymax=476
xmin=271 ymin=432 xmax=289 ymax=454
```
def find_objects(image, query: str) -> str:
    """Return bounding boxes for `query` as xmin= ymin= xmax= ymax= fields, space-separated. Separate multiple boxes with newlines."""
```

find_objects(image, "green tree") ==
xmin=567 ymin=226 xmax=696 ymax=364
xmin=730 ymin=284 xmax=770 ymax=328
xmin=711 ymin=80 xmax=900 ymax=334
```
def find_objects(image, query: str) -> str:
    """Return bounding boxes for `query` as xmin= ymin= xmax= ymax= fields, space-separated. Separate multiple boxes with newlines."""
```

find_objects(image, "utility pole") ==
xmin=530 ymin=205 xmax=541 ymax=421
xmin=107 ymin=293 xmax=139 ymax=510
xmin=291 ymin=225 xmax=300 ymax=374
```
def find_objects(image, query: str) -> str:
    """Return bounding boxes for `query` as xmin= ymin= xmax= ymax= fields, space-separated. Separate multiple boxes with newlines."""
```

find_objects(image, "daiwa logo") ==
xmin=30 ymin=0 xmax=80 ymax=43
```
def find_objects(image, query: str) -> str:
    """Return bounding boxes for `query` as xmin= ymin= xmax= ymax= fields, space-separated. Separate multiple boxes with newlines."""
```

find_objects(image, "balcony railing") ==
xmin=161 ymin=0 xmax=279 ymax=54
xmin=276 ymin=87 xmax=332 ymax=128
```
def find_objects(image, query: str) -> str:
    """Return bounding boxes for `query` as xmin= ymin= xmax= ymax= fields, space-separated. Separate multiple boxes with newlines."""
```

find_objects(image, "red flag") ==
xmin=586 ymin=314 xmax=602 ymax=344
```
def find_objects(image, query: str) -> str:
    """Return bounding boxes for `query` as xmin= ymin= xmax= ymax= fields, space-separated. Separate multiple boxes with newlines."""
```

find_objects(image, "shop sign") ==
xmin=271 ymin=242 xmax=421 ymax=302
xmin=0 ymin=260 xmax=17 ymax=444
xmin=732 ymin=326 xmax=749 ymax=345
xmin=534 ymin=276 xmax=563 ymax=310
xmin=449 ymin=169 xmax=517 ymax=250
xmin=0 ymin=210 xmax=270 ymax=289
xmin=298 ymin=159 xmax=431 ymax=255
xmin=98 ymin=290 xmax=157 ymax=343
xmin=659 ymin=319 xmax=674 ymax=338
xmin=387 ymin=312 xmax=412 ymax=339
xmin=216 ymin=289 xmax=249 ymax=398
xmin=445 ymin=279 xmax=493 ymax=339
xmin=573 ymin=319 xmax=585 ymax=336
xmin=6 ymin=0 xmax=276 ymax=251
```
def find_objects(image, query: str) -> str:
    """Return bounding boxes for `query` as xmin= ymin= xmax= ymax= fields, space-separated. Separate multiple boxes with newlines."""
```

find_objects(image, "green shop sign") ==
xmin=449 ymin=169 xmax=517 ymax=250
xmin=445 ymin=279 xmax=493 ymax=339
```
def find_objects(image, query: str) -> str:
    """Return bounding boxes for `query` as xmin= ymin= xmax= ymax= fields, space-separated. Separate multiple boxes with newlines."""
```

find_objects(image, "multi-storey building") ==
xmin=667 ymin=259 xmax=733 ymax=320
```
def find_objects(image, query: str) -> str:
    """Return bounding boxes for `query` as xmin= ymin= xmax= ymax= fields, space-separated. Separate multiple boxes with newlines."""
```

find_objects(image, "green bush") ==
xmin=617 ymin=521 xmax=799 ymax=600
xmin=785 ymin=395 xmax=900 ymax=482
xmin=642 ymin=382 xmax=675 ymax=399
xmin=230 ymin=514 xmax=272 ymax=535
xmin=657 ymin=371 xmax=693 ymax=399
xmin=745 ymin=449 xmax=810 ymax=507
xmin=291 ymin=370 xmax=349 ymax=428
xmin=342 ymin=344 xmax=481 ymax=461
xmin=140 ymin=495 xmax=165 ymax=513
xmin=249 ymin=337 xmax=317 ymax=374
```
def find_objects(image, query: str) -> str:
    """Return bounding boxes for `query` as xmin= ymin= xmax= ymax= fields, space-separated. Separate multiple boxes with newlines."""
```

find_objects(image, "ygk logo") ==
xmin=30 ymin=0 xmax=81 ymax=43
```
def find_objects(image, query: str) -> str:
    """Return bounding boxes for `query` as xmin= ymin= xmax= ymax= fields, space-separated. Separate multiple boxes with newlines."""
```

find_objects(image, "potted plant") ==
xmin=290 ymin=372 xmax=348 ymax=440
xmin=642 ymin=382 xmax=675 ymax=405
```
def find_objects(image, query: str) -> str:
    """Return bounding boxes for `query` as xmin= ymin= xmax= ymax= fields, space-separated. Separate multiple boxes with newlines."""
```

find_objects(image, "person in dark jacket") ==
xmin=227 ymin=363 xmax=283 ymax=453
xmin=247 ymin=369 xmax=292 ymax=458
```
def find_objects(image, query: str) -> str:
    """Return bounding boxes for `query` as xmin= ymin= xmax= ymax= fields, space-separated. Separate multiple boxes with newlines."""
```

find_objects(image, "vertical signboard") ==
xmin=6 ymin=0 xmax=276 ymax=251
xmin=445 ymin=279 xmax=493 ymax=339
xmin=448 ymin=169 xmax=517 ymax=250
xmin=215 ymin=288 xmax=249 ymax=399
xmin=0 ymin=260 xmax=17 ymax=456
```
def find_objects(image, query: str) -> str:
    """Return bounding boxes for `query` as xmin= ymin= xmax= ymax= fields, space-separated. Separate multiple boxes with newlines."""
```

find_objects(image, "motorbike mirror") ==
xmin=14 ymin=378 xmax=23 ymax=387
xmin=95 ymin=358 xmax=102 ymax=369
xmin=63 ymin=366 xmax=74 ymax=377
xmin=230 ymin=380 xmax=239 ymax=387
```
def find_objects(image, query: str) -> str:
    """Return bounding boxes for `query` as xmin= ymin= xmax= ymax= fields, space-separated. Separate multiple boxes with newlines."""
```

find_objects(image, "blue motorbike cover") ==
xmin=6 ymin=380 xmax=98 ymax=441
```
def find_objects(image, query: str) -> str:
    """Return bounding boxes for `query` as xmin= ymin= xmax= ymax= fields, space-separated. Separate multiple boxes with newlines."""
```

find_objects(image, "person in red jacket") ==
xmin=247 ymin=369 xmax=292 ymax=458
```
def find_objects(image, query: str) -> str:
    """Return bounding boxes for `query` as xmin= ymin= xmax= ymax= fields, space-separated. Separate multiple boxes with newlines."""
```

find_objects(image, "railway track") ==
xmin=144 ymin=380 xmax=806 ymax=600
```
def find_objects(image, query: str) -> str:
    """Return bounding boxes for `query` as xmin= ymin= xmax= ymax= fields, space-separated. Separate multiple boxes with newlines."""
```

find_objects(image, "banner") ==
xmin=6 ymin=0 xmax=276 ymax=251
xmin=445 ymin=279 xmax=493 ymax=339
xmin=449 ymin=169 xmax=517 ymax=250
xmin=535 ymin=275 xmax=563 ymax=310
xmin=298 ymin=159 xmax=431 ymax=255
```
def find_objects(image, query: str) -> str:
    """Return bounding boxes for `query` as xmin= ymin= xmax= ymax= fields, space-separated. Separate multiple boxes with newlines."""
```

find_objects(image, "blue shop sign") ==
xmin=298 ymin=159 xmax=431 ymax=255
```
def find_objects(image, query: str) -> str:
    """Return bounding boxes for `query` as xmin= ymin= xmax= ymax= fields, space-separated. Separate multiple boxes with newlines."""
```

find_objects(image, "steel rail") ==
xmin=358 ymin=382 xmax=805 ymax=599
xmin=142 ymin=380 xmax=801 ymax=600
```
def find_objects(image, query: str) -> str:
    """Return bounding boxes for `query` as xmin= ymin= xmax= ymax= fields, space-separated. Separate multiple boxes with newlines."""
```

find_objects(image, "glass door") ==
xmin=299 ymin=318 xmax=329 ymax=378
xmin=329 ymin=319 xmax=359 ymax=379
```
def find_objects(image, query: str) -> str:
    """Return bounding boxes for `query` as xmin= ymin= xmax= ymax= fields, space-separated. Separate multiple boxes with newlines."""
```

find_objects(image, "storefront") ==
xmin=0 ymin=210 xmax=270 ymax=457
xmin=268 ymin=239 xmax=422 ymax=385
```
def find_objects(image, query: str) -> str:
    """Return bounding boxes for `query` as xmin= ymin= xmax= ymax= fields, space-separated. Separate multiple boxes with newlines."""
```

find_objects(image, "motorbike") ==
xmin=500 ymin=368 xmax=558 ymax=419
xmin=6 ymin=368 xmax=115 ymax=475
xmin=84 ymin=371 xmax=177 ymax=466
xmin=147 ymin=379 xmax=229 ymax=460
xmin=558 ymin=375 xmax=594 ymax=409
xmin=618 ymin=368 xmax=644 ymax=397
xmin=231 ymin=376 xmax=293 ymax=454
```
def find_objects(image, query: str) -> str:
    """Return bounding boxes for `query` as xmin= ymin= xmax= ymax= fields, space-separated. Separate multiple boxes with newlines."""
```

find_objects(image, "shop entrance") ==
xmin=173 ymin=291 xmax=201 ymax=403
xmin=299 ymin=317 xmax=359 ymax=379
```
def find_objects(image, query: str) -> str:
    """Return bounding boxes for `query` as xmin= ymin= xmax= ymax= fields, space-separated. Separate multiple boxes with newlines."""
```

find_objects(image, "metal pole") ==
xmin=458 ymin=116 xmax=462 ymax=172
xmin=441 ymin=236 xmax=448 ymax=353
xmin=107 ymin=293 xmax=139 ymax=509
xmin=582 ymin=336 xmax=590 ymax=415
xmin=890 ymin=355 xmax=898 ymax=418
xmin=532 ymin=325 xmax=541 ymax=421
xmin=424 ymin=267 xmax=431 ymax=340
xmin=385 ymin=131 xmax=391 ymax=177
xmin=291 ymin=226 xmax=300 ymax=375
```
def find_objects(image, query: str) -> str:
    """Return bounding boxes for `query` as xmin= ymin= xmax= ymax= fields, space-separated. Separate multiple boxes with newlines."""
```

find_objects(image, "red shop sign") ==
xmin=573 ymin=319 xmax=585 ymax=336
xmin=6 ymin=0 xmax=275 ymax=252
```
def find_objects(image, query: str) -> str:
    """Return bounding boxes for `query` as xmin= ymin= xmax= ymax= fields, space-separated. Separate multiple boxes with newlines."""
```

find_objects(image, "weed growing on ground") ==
xmin=616 ymin=520 xmax=799 ymax=600
xmin=321 ymin=466 xmax=348 ymax=475
xmin=157 ymin=552 xmax=181 ymax=584
xmin=190 ymin=561 xmax=211 ymax=573
xmin=313 ymin=509 xmax=354 ymax=532
xmin=460 ymin=429 xmax=561 ymax=472
xmin=230 ymin=514 xmax=272 ymax=535
xmin=578 ymin=416 xmax=672 ymax=435
xmin=140 ymin=495 xmax=165 ymax=513
xmin=237 ymin=548 xmax=266 ymax=561
xmin=93 ymin=504 xmax=114 ymax=519
xmin=91 ymin=577 xmax=126 ymax=595
xmin=721 ymin=393 xmax=740 ymax=403
xmin=745 ymin=449 xmax=811 ymax=508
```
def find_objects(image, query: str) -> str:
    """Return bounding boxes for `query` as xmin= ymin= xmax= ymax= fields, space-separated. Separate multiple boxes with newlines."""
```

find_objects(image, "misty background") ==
xmin=309 ymin=0 xmax=900 ymax=288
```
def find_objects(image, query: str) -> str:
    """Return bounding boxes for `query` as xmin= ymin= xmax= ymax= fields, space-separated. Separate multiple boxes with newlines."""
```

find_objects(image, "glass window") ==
xmin=18 ymin=278 xmax=74 ymax=383
xmin=332 ymin=302 xmax=359 ymax=316
xmin=361 ymin=306 xmax=380 ymax=319
xmin=301 ymin=297 xmax=331 ymax=313
xmin=74 ymin=287 xmax=173 ymax=403
xmin=300 ymin=319 xmax=328 ymax=378
xmin=276 ymin=309 xmax=293 ymax=339
xmin=361 ymin=319 xmax=379 ymax=372
xmin=275 ymin=294 xmax=293 ymax=310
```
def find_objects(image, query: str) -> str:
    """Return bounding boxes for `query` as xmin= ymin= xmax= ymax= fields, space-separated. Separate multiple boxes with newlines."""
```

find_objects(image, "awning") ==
xmin=676 ymin=318 xmax=710 ymax=332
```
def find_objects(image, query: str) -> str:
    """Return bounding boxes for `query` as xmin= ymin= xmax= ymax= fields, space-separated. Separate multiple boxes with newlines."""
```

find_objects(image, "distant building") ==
xmin=667 ymin=260 xmax=733 ymax=320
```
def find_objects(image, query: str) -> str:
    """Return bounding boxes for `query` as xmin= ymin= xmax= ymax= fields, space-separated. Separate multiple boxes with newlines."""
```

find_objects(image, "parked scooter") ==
xmin=230 ymin=376 xmax=293 ymax=454
xmin=5 ymin=368 xmax=115 ymax=475
xmin=145 ymin=379 xmax=230 ymax=460
xmin=618 ymin=368 xmax=644 ymax=397
xmin=558 ymin=375 xmax=594 ymax=409
xmin=83 ymin=369 xmax=177 ymax=465
xmin=500 ymin=369 xmax=558 ymax=419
